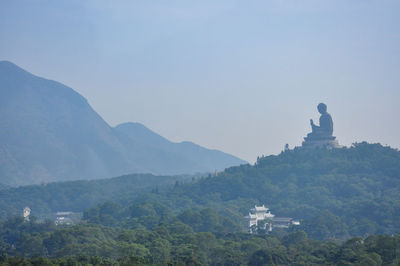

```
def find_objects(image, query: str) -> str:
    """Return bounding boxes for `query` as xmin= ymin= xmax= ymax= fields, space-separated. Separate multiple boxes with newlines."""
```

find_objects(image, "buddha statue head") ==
xmin=317 ymin=103 xmax=327 ymax=114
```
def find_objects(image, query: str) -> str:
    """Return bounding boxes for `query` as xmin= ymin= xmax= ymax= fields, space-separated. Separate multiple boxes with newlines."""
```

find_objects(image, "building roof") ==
xmin=246 ymin=213 xmax=257 ymax=219
xmin=253 ymin=205 xmax=269 ymax=212
xmin=56 ymin=211 xmax=73 ymax=216
xmin=272 ymin=217 xmax=293 ymax=222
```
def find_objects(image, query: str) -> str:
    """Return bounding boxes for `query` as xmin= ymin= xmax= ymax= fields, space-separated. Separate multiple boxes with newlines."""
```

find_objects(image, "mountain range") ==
xmin=0 ymin=61 xmax=246 ymax=186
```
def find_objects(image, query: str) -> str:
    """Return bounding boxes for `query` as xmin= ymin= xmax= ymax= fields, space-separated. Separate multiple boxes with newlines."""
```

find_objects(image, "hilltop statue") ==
xmin=309 ymin=103 xmax=333 ymax=138
xmin=302 ymin=103 xmax=340 ymax=148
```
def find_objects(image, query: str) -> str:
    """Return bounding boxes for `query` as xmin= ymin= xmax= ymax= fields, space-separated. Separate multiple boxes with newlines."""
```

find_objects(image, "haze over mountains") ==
xmin=0 ymin=61 xmax=246 ymax=186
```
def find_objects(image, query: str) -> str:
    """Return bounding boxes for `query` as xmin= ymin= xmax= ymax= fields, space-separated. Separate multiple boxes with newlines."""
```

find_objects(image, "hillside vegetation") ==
xmin=3 ymin=142 xmax=399 ymax=241
xmin=0 ymin=173 xmax=192 ymax=220
xmin=79 ymin=142 xmax=400 ymax=241
xmin=1 ymin=215 xmax=399 ymax=265
xmin=1 ymin=143 xmax=400 ymax=264
xmin=167 ymin=142 xmax=400 ymax=239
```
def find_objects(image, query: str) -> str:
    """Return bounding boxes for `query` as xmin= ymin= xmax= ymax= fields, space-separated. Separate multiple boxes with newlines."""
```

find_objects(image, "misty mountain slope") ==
xmin=0 ymin=61 xmax=246 ymax=186
xmin=0 ymin=61 xmax=130 ymax=185
xmin=114 ymin=122 xmax=246 ymax=175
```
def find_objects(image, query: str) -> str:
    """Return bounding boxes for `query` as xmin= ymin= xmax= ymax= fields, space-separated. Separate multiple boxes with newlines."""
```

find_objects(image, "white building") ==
xmin=246 ymin=205 xmax=275 ymax=232
xmin=23 ymin=206 xmax=31 ymax=221
xmin=55 ymin=211 xmax=74 ymax=225
xmin=246 ymin=205 xmax=300 ymax=233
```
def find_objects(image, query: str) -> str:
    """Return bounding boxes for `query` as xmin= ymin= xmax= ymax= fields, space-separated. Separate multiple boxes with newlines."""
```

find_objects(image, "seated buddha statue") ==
xmin=306 ymin=103 xmax=335 ymax=140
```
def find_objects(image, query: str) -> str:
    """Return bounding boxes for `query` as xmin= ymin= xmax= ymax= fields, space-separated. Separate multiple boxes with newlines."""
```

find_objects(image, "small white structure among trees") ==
xmin=23 ymin=206 xmax=31 ymax=221
xmin=55 ymin=211 xmax=75 ymax=225
xmin=246 ymin=205 xmax=300 ymax=234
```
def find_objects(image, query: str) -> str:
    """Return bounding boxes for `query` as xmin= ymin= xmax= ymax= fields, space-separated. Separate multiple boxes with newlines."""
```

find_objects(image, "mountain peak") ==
xmin=0 ymin=62 xmax=246 ymax=185
xmin=114 ymin=122 xmax=169 ymax=144
xmin=0 ymin=60 xmax=32 ymax=78
xmin=0 ymin=60 xmax=18 ymax=67
xmin=115 ymin=122 xmax=151 ymax=131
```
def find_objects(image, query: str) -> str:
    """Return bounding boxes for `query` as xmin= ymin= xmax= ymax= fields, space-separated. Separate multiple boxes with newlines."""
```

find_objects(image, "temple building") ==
xmin=247 ymin=205 xmax=275 ymax=232
xmin=246 ymin=205 xmax=299 ymax=233
xmin=55 ymin=211 xmax=76 ymax=226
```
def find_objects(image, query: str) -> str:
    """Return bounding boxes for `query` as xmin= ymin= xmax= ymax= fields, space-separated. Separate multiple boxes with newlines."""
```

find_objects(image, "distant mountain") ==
xmin=0 ymin=61 xmax=246 ymax=186
xmin=114 ymin=122 xmax=245 ymax=176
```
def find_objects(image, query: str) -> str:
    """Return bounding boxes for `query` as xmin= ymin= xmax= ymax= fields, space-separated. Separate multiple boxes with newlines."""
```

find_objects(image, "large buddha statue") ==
xmin=308 ymin=103 xmax=334 ymax=139
xmin=302 ymin=103 xmax=340 ymax=148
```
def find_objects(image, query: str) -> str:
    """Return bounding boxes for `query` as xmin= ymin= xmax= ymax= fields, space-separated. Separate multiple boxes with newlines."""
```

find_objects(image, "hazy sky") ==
xmin=1 ymin=0 xmax=399 ymax=162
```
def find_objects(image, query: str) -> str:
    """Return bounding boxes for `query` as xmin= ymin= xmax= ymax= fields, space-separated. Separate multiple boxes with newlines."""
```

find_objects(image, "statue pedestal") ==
xmin=302 ymin=135 xmax=341 ymax=149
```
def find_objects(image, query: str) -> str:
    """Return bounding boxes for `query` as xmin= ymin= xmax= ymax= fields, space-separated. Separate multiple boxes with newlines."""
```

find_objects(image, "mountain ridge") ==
xmin=0 ymin=61 xmax=246 ymax=186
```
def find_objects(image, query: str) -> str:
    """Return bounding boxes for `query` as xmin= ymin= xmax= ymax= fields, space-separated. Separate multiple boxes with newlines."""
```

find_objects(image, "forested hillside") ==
xmin=1 ymin=143 xmax=400 ymax=264
xmin=2 ymin=142 xmax=399 ymax=241
xmin=0 ymin=173 xmax=192 ymax=220
xmin=168 ymin=142 xmax=400 ymax=239
xmin=79 ymin=142 xmax=400 ymax=241
xmin=1 ymin=212 xmax=399 ymax=265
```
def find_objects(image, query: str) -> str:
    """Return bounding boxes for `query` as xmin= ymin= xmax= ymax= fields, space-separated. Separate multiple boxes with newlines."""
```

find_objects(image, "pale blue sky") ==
xmin=1 ymin=0 xmax=399 ymax=162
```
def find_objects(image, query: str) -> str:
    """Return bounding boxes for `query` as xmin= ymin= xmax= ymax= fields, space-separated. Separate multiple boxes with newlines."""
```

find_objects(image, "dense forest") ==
xmin=166 ymin=142 xmax=400 ymax=239
xmin=1 ymin=142 xmax=400 ymax=264
xmin=1 ymin=213 xmax=400 ymax=265
xmin=79 ymin=142 xmax=400 ymax=240
xmin=0 ymin=173 xmax=193 ymax=220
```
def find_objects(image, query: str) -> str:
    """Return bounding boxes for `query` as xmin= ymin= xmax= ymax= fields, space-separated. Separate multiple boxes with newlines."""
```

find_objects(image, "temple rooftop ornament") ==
xmin=302 ymin=103 xmax=340 ymax=149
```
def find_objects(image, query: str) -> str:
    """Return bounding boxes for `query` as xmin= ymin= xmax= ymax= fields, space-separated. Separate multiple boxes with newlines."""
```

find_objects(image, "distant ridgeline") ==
xmin=0 ymin=61 xmax=246 ymax=186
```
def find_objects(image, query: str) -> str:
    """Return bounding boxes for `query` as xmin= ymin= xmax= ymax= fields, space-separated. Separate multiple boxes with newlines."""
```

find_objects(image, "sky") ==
xmin=1 ymin=0 xmax=399 ymax=163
